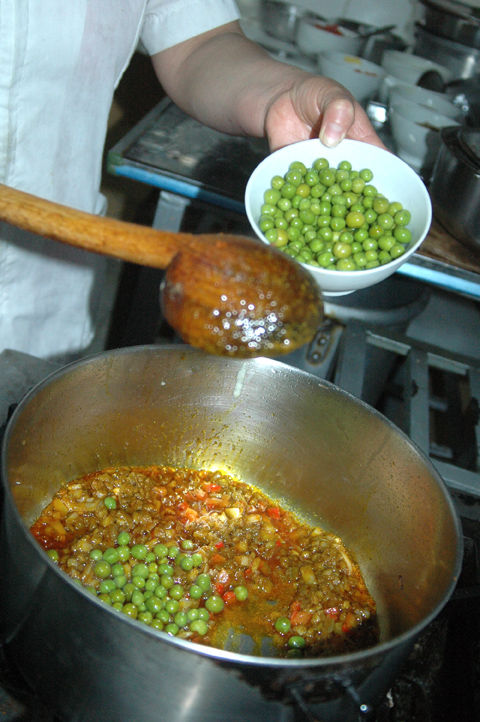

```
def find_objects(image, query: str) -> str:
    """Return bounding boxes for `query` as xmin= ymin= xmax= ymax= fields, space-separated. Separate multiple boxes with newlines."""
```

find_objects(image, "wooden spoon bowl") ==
xmin=0 ymin=184 xmax=323 ymax=357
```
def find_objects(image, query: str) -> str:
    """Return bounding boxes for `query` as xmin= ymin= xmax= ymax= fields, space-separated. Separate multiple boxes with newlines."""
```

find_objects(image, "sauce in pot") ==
xmin=30 ymin=465 xmax=378 ymax=657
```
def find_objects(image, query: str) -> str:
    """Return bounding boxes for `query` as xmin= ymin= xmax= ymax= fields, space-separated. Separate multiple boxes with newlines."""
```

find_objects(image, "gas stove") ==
xmin=0 ymin=313 xmax=479 ymax=721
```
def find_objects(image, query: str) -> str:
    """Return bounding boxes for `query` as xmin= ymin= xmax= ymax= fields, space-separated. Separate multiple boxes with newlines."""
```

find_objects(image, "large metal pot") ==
xmin=429 ymin=125 xmax=480 ymax=252
xmin=0 ymin=346 xmax=462 ymax=721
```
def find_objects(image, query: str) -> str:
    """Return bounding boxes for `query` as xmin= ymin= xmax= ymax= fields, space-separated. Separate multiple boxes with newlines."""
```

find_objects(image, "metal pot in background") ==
xmin=429 ymin=125 xmax=480 ymax=253
xmin=414 ymin=24 xmax=480 ymax=79
xmin=259 ymin=0 xmax=305 ymax=43
xmin=420 ymin=0 xmax=480 ymax=49
xmin=0 ymin=346 xmax=462 ymax=722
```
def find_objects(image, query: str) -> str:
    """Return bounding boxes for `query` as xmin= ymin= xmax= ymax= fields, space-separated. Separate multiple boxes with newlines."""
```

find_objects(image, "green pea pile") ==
xmin=48 ymin=534 xmax=248 ymax=638
xmin=257 ymin=158 xmax=413 ymax=271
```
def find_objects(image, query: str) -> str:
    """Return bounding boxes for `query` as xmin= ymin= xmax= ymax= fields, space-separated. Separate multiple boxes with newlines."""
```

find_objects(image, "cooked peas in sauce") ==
xmin=31 ymin=465 xmax=378 ymax=658
xmin=258 ymin=158 xmax=413 ymax=271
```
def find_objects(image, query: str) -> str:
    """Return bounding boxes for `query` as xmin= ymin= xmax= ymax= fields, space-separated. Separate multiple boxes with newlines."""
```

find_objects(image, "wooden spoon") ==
xmin=0 ymin=184 xmax=323 ymax=357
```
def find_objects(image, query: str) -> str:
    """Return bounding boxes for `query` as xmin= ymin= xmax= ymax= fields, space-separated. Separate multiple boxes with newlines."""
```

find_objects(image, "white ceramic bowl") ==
xmin=295 ymin=15 xmax=362 ymax=57
xmin=381 ymin=50 xmax=453 ymax=86
xmin=389 ymin=83 xmax=462 ymax=120
xmin=317 ymin=52 xmax=385 ymax=103
xmin=244 ymin=139 xmax=432 ymax=296
xmin=390 ymin=99 xmax=460 ymax=171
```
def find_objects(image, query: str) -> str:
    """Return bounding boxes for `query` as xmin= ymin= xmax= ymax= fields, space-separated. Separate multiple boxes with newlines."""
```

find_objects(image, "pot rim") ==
xmin=1 ymin=344 xmax=465 ymax=670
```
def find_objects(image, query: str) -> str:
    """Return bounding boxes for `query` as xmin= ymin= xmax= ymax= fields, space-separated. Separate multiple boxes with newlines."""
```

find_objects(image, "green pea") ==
xmin=132 ymin=563 xmax=149 ymax=579
xmin=174 ymin=611 xmax=188 ymax=628
xmin=187 ymin=608 xmax=200 ymax=622
xmin=394 ymin=209 xmax=411 ymax=226
xmin=169 ymin=584 xmax=184 ymax=601
xmin=122 ymin=603 xmax=138 ymax=619
xmin=394 ymin=227 xmax=412 ymax=244
xmin=288 ymin=635 xmax=306 ymax=648
xmin=89 ymin=548 xmax=103 ymax=561
xmin=153 ymin=543 xmax=168 ymax=559
xmin=161 ymin=574 xmax=174 ymax=590
xmin=353 ymin=252 xmax=367 ymax=268
xmin=131 ymin=590 xmax=145 ymax=608
xmin=103 ymin=547 xmax=120 ymax=565
xmin=165 ymin=598 xmax=179 ymax=615
xmin=167 ymin=545 xmax=180 ymax=560
xmin=138 ymin=611 xmax=153 ymax=625
xmin=189 ymin=619 xmax=208 ymax=635
xmin=99 ymin=579 xmax=116 ymax=594
xmin=154 ymin=584 xmax=167 ymax=599
xmin=146 ymin=597 xmax=163 ymax=614
xmin=98 ymin=593 xmax=111 ymax=604
xmin=47 ymin=549 xmax=59 ymax=562
xmin=156 ymin=609 xmax=170 ymax=624
xmin=117 ymin=545 xmax=130 ymax=563
xmin=180 ymin=556 xmax=194 ymax=572
xmin=189 ymin=584 xmax=203 ymax=600
xmin=165 ymin=623 xmax=179 ymax=636
xmin=360 ymin=168 xmax=373 ymax=182
xmin=94 ymin=560 xmax=112 ymax=579
xmin=103 ymin=496 xmax=117 ymax=510
xmin=205 ymin=595 xmax=224 ymax=614
xmin=130 ymin=544 xmax=148 ymax=560
xmin=158 ymin=563 xmax=173 ymax=576
xmin=372 ymin=197 xmax=390 ymax=214
xmin=233 ymin=585 xmax=248 ymax=601
xmin=313 ymin=157 xmax=329 ymax=171
xmin=117 ymin=531 xmax=130 ymax=546
xmin=151 ymin=619 xmax=164 ymax=631
xmin=110 ymin=588 xmax=126 ymax=604
xmin=132 ymin=576 xmax=146 ymax=590
xmin=390 ymin=243 xmax=406 ymax=259
xmin=197 ymin=608 xmax=210 ymax=622
xmin=336 ymin=258 xmax=356 ymax=271
xmin=114 ymin=574 xmax=127 ymax=589
xmin=275 ymin=617 xmax=291 ymax=634
xmin=271 ymin=174 xmax=285 ymax=190
xmin=346 ymin=211 xmax=365 ymax=229
xmin=264 ymin=188 xmax=281 ymax=205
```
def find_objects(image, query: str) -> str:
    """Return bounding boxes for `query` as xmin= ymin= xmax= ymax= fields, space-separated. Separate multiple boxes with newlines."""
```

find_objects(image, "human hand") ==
xmin=264 ymin=75 xmax=385 ymax=152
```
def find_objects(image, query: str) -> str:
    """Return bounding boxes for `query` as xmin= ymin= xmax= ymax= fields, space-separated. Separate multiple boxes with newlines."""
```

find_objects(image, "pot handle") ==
xmin=288 ymin=677 xmax=375 ymax=722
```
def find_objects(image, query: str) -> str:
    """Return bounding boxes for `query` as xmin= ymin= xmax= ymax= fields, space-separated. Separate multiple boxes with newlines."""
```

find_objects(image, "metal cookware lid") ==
xmin=458 ymin=126 xmax=480 ymax=165
xmin=421 ymin=0 xmax=480 ymax=24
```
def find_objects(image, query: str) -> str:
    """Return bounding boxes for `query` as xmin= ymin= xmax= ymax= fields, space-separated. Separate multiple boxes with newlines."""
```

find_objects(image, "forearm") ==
xmin=151 ymin=23 xmax=309 ymax=138
xmin=151 ymin=21 xmax=384 ymax=151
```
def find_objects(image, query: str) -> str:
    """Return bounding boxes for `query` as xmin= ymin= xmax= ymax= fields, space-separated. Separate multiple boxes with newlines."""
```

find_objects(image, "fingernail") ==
xmin=320 ymin=122 xmax=346 ymax=147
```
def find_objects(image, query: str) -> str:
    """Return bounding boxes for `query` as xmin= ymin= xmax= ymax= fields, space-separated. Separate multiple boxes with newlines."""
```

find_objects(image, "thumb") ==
xmin=319 ymin=97 xmax=355 ymax=147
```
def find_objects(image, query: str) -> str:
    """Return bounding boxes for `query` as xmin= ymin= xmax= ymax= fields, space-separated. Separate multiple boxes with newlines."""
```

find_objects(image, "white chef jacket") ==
xmin=0 ymin=0 xmax=239 ymax=361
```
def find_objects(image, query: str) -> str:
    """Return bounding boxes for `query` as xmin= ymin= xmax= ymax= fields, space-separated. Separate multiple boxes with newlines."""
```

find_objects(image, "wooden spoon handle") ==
xmin=0 ymin=183 xmax=197 ymax=268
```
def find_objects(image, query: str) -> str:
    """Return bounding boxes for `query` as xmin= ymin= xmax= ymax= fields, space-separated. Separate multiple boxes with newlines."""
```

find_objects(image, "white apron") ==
xmin=0 ymin=0 xmax=238 ymax=361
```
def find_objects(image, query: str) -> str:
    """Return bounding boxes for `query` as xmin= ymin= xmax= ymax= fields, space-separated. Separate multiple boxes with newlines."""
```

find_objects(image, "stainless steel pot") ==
xmin=429 ymin=125 xmax=480 ymax=252
xmin=0 ymin=346 xmax=462 ymax=721
xmin=420 ymin=0 xmax=480 ymax=49
xmin=259 ymin=0 xmax=305 ymax=43
xmin=414 ymin=24 xmax=480 ymax=78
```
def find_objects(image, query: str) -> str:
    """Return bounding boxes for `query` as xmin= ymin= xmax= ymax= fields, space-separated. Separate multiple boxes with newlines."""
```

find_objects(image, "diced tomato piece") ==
xmin=202 ymin=483 xmax=222 ymax=493
xmin=215 ymin=540 xmax=225 ymax=549
xmin=267 ymin=507 xmax=281 ymax=519
xmin=223 ymin=590 xmax=236 ymax=605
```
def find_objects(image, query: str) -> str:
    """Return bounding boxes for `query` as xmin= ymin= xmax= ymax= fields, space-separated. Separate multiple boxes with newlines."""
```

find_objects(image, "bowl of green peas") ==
xmin=245 ymin=138 xmax=432 ymax=295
